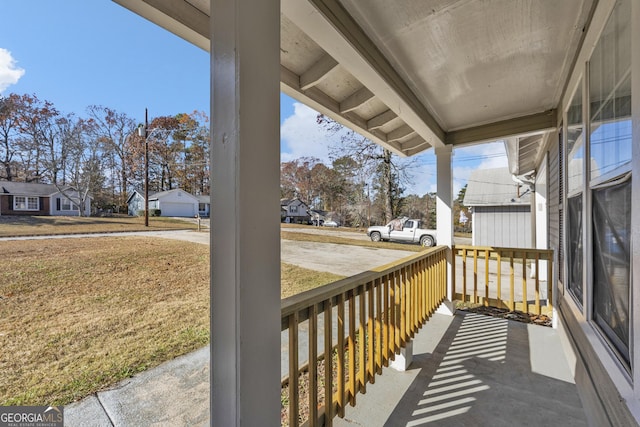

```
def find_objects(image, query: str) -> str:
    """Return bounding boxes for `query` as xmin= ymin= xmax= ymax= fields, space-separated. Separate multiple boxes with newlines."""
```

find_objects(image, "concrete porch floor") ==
xmin=332 ymin=311 xmax=588 ymax=427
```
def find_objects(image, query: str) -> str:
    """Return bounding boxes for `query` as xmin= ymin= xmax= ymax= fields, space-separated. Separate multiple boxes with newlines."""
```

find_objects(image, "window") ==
xmin=589 ymin=0 xmax=631 ymax=184
xmin=588 ymin=0 xmax=631 ymax=367
xmin=14 ymin=196 xmax=39 ymax=211
xmin=290 ymin=205 xmax=298 ymax=213
xmin=566 ymin=195 xmax=583 ymax=303
xmin=567 ymin=80 xmax=584 ymax=196
xmin=566 ymin=80 xmax=584 ymax=305
xmin=58 ymin=198 xmax=78 ymax=211
xmin=592 ymin=180 xmax=630 ymax=365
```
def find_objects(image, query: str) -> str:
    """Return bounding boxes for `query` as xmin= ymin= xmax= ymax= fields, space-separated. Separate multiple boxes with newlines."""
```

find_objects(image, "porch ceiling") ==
xmin=113 ymin=0 xmax=595 ymax=169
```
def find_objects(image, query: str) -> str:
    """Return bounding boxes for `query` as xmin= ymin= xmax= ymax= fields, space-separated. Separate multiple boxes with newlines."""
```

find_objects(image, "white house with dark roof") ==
xmin=280 ymin=198 xmax=310 ymax=223
xmin=0 ymin=181 xmax=91 ymax=217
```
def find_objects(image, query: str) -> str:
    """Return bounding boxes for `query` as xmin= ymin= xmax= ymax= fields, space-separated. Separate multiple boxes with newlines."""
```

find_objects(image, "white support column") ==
xmin=435 ymin=145 xmax=455 ymax=315
xmin=211 ymin=1 xmax=280 ymax=425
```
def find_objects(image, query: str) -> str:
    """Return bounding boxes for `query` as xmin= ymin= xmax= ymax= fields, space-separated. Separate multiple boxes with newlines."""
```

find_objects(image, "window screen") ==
xmin=592 ymin=180 xmax=630 ymax=365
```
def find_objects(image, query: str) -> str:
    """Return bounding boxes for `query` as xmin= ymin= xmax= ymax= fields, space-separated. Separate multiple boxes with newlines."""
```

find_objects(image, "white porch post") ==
xmin=211 ymin=0 xmax=280 ymax=425
xmin=436 ymin=145 xmax=455 ymax=314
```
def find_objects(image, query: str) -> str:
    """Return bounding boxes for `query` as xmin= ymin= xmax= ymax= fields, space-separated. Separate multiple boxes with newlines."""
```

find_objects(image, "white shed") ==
xmin=463 ymin=167 xmax=532 ymax=248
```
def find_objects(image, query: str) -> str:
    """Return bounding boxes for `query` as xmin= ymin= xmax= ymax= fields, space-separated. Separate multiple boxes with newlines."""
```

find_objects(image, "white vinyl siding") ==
xmin=472 ymin=205 xmax=531 ymax=248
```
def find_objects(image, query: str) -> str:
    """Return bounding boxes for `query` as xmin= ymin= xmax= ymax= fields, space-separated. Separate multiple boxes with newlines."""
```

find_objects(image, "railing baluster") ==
xmin=548 ymin=254 xmax=553 ymax=312
xmin=473 ymin=249 xmax=478 ymax=304
xmin=509 ymin=250 xmax=515 ymax=311
xmin=484 ymin=249 xmax=490 ymax=306
xmin=431 ymin=254 xmax=436 ymax=312
xmin=358 ymin=285 xmax=366 ymax=394
xmin=324 ymin=299 xmax=333 ymax=426
xmin=309 ymin=304 xmax=318 ymax=427
xmin=534 ymin=252 xmax=540 ymax=315
xmin=441 ymin=252 xmax=445 ymax=305
xmin=289 ymin=312 xmax=299 ymax=427
xmin=409 ymin=263 xmax=415 ymax=336
xmin=383 ymin=274 xmax=390 ymax=367
xmin=367 ymin=281 xmax=375 ymax=383
xmin=389 ymin=272 xmax=396 ymax=356
xmin=375 ymin=277 xmax=382 ymax=374
xmin=462 ymin=248 xmax=467 ymax=302
xmin=522 ymin=253 xmax=527 ymax=313
xmin=418 ymin=258 xmax=425 ymax=324
xmin=348 ymin=291 xmax=356 ymax=406
xmin=336 ymin=294 xmax=345 ymax=418
xmin=497 ymin=251 xmax=502 ymax=308
xmin=401 ymin=267 xmax=407 ymax=343
xmin=394 ymin=270 xmax=401 ymax=352
xmin=451 ymin=246 xmax=456 ymax=302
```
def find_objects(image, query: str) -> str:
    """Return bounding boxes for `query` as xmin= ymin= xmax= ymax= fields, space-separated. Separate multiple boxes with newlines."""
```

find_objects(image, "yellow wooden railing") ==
xmin=452 ymin=245 xmax=554 ymax=316
xmin=281 ymin=246 xmax=448 ymax=427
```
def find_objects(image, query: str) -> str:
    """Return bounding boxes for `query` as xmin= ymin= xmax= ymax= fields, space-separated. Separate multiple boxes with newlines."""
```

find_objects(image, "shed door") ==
xmin=161 ymin=202 xmax=195 ymax=217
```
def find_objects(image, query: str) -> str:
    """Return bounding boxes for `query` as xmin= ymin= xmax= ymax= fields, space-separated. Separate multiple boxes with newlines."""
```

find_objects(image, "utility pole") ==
xmin=138 ymin=108 xmax=149 ymax=227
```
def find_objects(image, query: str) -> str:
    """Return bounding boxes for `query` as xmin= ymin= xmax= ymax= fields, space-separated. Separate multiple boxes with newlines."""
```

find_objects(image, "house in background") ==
xmin=307 ymin=208 xmax=326 ymax=225
xmin=127 ymin=189 xmax=199 ymax=217
xmin=463 ymin=167 xmax=532 ymax=248
xmin=196 ymin=195 xmax=210 ymax=217
xmin=280 ymin=198 xmax=310 ymax=224
xmin=0 ymin=181 xmax=91 ymax=217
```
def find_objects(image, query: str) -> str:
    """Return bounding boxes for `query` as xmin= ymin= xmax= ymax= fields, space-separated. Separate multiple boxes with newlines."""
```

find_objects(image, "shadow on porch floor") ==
xmin=333 ymin=311 xmax=587 ymax=427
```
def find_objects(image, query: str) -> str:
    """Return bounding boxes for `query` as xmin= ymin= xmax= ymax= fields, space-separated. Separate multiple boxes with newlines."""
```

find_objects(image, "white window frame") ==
xmin=59 ymin=197 xmax=78 ymax=211
xmin=14 ymin=196 xmax=39 ymax=211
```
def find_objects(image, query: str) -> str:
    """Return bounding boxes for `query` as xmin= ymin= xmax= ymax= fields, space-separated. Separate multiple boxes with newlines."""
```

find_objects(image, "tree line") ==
xmin=0 ymin=93 xmax=210 ymax=213
xmin=1 ymin=92 xmax=470 ymax=229
xmin=282 ymin=114 xmax=471 ymax=230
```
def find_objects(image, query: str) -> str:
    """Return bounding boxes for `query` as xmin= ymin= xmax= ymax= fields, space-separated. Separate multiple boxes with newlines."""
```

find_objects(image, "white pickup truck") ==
xmin=367 ymin=217 xmax=437 ymax=247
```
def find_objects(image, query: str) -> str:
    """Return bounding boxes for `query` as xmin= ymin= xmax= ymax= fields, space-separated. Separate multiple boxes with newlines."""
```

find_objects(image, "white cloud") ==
xmin=280 ymin=104 xmax=509 ymax=198
xmin=0 ymin=48 xmax=25 ymax=94
xmin=280 ymin=102 xmax=338 ymax=163
xmin=405 ymin=141 xmax=508 ymax=196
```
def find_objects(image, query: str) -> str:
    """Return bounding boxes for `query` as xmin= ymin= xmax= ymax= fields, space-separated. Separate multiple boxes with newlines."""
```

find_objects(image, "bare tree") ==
xmin=86 ymin=105 xmax=137 ymax=211
xmin=317 ymin=114 xmax=417 ymax=223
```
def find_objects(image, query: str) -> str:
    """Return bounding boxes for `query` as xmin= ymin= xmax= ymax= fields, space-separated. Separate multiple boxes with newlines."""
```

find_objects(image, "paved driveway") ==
xmin=0 ymin=228 xmax=416 ymax=277
xmin=153 ymin=229 xmax=415 ymax=276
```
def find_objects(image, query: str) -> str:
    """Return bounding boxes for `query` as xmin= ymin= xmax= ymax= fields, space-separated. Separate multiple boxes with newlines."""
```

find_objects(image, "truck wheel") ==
xmin=370 ymin=232 xmax=382 ymax=242
xmin=420 ymin=235 xmax=435 ymax=247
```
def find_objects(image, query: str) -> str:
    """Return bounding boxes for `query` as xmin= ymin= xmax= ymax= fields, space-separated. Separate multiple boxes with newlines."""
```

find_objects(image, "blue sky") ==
xmin=0 ymin=0 xmax=506 ymax=196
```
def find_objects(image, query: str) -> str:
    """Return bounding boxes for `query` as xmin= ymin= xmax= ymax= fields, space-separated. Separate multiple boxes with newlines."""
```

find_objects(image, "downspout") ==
xmin=512 ymin=171 xmax=536 ymax=248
